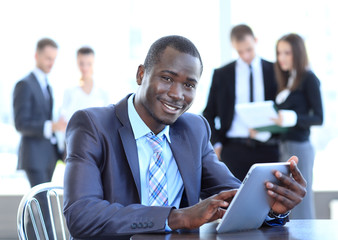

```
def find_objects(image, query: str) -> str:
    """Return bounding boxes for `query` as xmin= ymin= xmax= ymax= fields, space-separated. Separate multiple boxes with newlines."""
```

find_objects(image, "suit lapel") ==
xmin=262 ymin=60 xmax=273 ymax=100
xmin=115 ymin=96 xmax=141 ymax=200
xmin=29 ymin=73 xmax=52 ymax=117
xmin=169 ymin=125 xmax=199 ymax=206
xmin=221 ymin=62 xmax=236 ymax=131
xmin=47 ymin=85 xmax=54 ymax=118
xmin=229 ymin=62 xmax=236 ymax=108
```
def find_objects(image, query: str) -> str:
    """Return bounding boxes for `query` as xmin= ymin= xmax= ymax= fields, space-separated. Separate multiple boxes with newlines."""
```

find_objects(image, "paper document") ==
xmin=235 ymin=101 xmax=278 ymax=128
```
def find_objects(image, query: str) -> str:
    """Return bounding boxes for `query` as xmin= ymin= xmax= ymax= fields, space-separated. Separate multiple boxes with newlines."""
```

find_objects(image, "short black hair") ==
xmin=230 ymin=24 xmax=255 ymax=42
xmin=144 ymin=35 xmax=203 ymax=75
xmin=36 ymin=38 xmax=58 ymax=51
xmin=77 ymin=46 xmax=95 ymax=56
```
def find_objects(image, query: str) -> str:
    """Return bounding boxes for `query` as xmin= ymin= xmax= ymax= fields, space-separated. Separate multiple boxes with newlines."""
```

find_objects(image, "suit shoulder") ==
xmin=304 ymin=70 xmax=318 ymax=79
xmin=15 ymin=73 xmax=34 ymax=85
xmin=214 ymin=61 xmax=236 ymax=73
xmin=173 ymin=113 xmax=211 ymax=144
xmin=261 ymin=58 xmax=273 ymax=65
xmin=14 ymin=75 xmax=33 ymax=91
xmin=174 ymin=113 xmax=209 ymax=132
xmin=79 ymin=105 xmax=115 ymax=119
xmin=302 ymin=70 xmax=320 ymax=86
xmin=261 ymin=59 xmax=274 ymax=70
xmin=71 ymin=105 xmax=116 ymax=128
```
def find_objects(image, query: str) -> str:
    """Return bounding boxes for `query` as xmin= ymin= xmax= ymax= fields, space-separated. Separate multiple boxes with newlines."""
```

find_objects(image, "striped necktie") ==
xmin=146 ymin=133 xmax=168 ymax=206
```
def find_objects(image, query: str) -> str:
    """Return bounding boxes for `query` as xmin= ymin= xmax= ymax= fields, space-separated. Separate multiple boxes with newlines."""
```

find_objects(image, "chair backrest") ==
xmin=17 ymin=182 xmax=68 ymax=240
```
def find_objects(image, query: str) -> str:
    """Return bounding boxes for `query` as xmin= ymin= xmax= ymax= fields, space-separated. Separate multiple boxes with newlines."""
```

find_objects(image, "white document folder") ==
xmin=235 ymin=100 xmax=278 ymax=129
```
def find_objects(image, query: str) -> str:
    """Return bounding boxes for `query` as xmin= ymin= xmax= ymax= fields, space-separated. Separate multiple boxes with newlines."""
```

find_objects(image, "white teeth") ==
xmin=164 ymin=103 xmax=177 ymax=110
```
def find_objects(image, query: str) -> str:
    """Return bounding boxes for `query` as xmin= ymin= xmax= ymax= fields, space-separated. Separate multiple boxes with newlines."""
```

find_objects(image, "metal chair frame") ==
xmin=17 ymin=182 xmax=67 ymax=240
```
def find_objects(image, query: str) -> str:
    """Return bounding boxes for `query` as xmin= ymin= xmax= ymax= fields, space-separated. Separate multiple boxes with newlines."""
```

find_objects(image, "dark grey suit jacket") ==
xmin=13 ymin=72 xmax=58 ymax=171
xmin=63 ymin=95 xmax=241 ymax=239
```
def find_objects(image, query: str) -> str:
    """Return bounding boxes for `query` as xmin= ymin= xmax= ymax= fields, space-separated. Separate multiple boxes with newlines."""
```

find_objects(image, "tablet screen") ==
xmin=216 ymin=162 xmax=290 ymax=233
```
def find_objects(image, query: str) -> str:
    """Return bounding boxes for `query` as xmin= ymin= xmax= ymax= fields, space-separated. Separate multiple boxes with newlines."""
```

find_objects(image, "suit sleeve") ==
xmin=63 ymin=110 xmax=172 ymax=238
xmin=198 ymin=115 xmax=241 ymax=199
xmin=203 ymin=70 xmax=222 ymax=145
xmin=296 ymin=72 xmax=323 ymax=128
xmin=13 ymin=80 xmax=45 ymax=137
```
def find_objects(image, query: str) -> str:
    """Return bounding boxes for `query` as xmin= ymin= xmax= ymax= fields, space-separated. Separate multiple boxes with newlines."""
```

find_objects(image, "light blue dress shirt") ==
xmin=33 ymin=67 xmax=49 ymax=99
xmin=127 ymin=94 xmax=184 ymax=209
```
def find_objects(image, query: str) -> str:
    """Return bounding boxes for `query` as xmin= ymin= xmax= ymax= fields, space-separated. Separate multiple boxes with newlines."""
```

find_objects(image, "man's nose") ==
xmin=168 ymin=82 xmax=184 ymax=100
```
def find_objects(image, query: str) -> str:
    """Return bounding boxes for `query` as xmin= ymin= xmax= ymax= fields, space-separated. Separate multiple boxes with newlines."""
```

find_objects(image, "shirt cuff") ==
xmin=253 ymin=131 xmax=271 ymax=142
xmin=44 ymin=120 xmax=53 ymax=139
xmin=165 ymin=219 xmax=172 ymax=232
xmin=279 ymin=110 xmax=297 ymax=127
xmin=213 ymin=142 xmax=223 ymax=149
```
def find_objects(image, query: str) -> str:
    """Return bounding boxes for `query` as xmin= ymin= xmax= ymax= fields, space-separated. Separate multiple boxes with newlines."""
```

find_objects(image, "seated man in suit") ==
xmin=63 ymin=35 xmax=306 ymax=239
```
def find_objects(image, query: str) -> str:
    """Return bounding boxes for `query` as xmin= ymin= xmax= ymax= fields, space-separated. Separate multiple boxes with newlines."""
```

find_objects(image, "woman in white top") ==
xmin=58 ymin=47 xmax=110 ymax=154
xmin=61 ymin=47 xmax=110 ymax=121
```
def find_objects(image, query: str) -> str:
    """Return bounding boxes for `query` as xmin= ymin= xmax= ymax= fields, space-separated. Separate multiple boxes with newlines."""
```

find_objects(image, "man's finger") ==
xmin=273 ymin=170 xmax=306 ymax=197
xmin=267 ymin=188 xmax=303 ymax=211
xmin=289 ymin=159 xmax=307 ymax=188
xmin=287 ymin=155 xmax=298 ymax=164
xmin=266 ymin=180 xmax=305 ymax=204
xmin=214 ymin=189 xmax=238 ymax=201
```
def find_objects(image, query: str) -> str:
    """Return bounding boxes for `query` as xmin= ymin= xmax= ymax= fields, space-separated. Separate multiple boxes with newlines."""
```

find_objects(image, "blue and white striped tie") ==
xmin=147 ymin=133 xmax=168 ymax=206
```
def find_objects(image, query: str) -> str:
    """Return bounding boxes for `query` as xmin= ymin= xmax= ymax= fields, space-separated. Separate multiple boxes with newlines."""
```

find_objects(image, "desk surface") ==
xmin=131 ymin=220 xmax=338 ymax=240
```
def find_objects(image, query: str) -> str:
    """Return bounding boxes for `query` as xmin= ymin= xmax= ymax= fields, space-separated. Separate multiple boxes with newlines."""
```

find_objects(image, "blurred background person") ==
xmin=273 ymin=33 xmax=323 ymax=219
xmin=57 ymin=47 xmax=110 ymax=153
xmin=13 ymin=38 xmax=67 ymax=239
xmin=60 ymin=46 xmax=110 ymax=121
xmin=203 ymin=24 xmax=279 ymax=181
xmin=13 ymin=38 xmax=67 ymax=188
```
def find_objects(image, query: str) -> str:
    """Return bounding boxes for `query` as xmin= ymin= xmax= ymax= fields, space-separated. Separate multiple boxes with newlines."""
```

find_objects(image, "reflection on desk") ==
xmin=131 ymin=220 xmax=338 ymax=240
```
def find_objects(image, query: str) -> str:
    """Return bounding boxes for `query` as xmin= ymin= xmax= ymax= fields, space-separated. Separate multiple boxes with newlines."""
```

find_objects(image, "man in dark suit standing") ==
xmin=13 ymin=38 xmax=67 ymax=187
xmin=203 ymin=24 xmax=279 ymax=181
xmin=63 ymin=35 xmax=306 ymax=239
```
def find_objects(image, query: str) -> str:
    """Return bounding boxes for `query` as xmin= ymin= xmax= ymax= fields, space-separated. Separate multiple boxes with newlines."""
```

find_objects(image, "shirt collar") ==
xmin=127 ymin=94 xmax=171 ymax=143
xmin=33 ymin=67 xmax=48 ymax=89
xmin=237 ymin=55 xmax=261 ymax=69
xmin=287 ymin=69 xmax=297 ymax=88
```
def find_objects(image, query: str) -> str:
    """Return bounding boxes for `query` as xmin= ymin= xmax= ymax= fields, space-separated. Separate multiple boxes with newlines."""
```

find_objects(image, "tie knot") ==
xmin=146 ymin=133 xmax=164 ymax=152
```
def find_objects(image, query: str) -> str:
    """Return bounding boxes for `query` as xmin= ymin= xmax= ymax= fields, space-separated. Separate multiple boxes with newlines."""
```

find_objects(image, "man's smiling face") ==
xmin=134 ymin=46 xmax=201 ymax=134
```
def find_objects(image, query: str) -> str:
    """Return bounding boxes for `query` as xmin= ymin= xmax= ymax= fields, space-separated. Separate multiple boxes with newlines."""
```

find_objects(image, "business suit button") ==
xmin=131 ymin=223 xmax=137 ymax=229
xmin=143 ymin=222 xmax=148 ymax=228
xmin=148 ymin=221 xmax=154 ymax=228
xmin=138 ymin=222 xmax=143 ymax=228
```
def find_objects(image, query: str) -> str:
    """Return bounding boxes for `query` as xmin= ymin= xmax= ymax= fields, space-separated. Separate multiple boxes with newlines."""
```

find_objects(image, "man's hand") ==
xmin=168 ymin=190 xmax=237 ymax=230
xmin=214 ymin=145 xmax=222 ymax=160
xmin=52 ymin=117 xmax=67 ymax=132
xmin=249 ymin=129 xmax=258 ymax=139
xmin=266 ymin=156 xmax=307 ymax=214
xmin=271 ymin=111 xmax=283 ymax=126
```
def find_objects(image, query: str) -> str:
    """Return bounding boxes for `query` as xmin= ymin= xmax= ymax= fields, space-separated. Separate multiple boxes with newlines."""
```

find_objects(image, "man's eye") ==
xmin=162 ymin=76 xmax=172 ymax=82
xmin=185 ymin=83 xmax=195 ymax=89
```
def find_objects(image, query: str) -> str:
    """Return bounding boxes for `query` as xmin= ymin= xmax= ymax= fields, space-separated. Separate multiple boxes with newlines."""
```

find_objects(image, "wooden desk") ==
xmin=131 ymin=220 xmax=338 ymax=240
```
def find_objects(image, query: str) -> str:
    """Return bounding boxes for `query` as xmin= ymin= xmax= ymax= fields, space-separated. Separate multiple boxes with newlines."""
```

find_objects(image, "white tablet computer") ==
xmin=216 ymin=162 xmax=290 ymax=233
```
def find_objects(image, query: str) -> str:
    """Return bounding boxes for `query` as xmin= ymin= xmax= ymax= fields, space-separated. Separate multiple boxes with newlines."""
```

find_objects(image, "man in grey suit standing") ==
xmin=13 ymin=38 xmax=67 ymax=188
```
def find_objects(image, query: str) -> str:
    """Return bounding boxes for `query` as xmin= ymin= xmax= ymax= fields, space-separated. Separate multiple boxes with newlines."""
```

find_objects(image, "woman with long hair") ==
xmin=273 ymin=33 xmax=323 ymax=219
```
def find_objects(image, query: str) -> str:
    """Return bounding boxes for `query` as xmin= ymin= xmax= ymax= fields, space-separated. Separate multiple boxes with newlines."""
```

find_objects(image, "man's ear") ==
xmin=136 ymin=65 xmax=145 ymax=85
